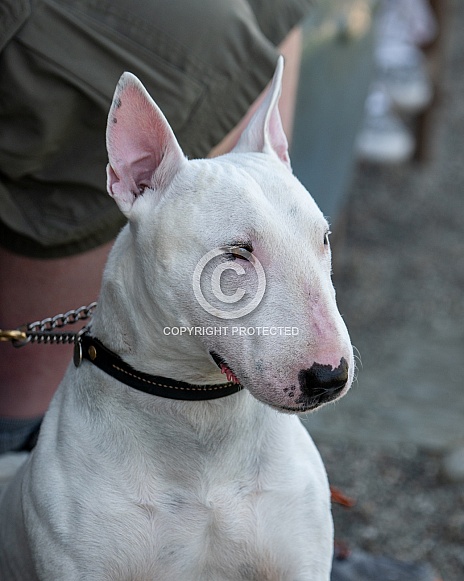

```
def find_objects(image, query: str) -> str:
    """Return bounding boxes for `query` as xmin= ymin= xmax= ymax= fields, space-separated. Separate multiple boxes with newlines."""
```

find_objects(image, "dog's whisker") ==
xmin=352 ymin=344 xmax=363 ymax=370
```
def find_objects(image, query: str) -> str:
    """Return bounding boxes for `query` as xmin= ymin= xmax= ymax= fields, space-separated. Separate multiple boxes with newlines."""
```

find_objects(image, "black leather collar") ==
xmin=74 ymin=332 xmax=243 ymax=401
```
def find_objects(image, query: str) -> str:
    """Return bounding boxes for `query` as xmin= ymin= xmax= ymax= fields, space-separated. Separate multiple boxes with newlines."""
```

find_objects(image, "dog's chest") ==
xmin=87 ymin=477 xmax=308 ymax=581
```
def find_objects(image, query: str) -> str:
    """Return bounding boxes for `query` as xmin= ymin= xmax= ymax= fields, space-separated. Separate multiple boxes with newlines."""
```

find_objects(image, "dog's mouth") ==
xmin=210 ymin=351 xmax=241 ymax=385
xmin=209 ymin=353 xmax=346 ymax=412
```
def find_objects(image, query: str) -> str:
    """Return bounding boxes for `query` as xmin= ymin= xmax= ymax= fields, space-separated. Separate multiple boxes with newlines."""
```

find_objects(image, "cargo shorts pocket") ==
xmin=13 ymin=0 xmax=205 ymax=135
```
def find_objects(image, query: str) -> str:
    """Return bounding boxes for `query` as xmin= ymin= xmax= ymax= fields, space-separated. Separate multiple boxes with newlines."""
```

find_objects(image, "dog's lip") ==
xmin=271 ymin=402 xmax=324 ymax=414
xmin=210 ymin=351 xmax=241 ymax=385
xmin=272 ymin=388 xmax=345 ymax=414
xmin=272 ymin=403 xmax=320 ymax=414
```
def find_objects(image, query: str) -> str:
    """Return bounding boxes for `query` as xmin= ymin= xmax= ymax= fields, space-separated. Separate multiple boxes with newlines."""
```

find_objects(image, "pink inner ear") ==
xmin=106 ymin=73 xmax=185 ymax=214
xmin=110 ymin=85 xmax=171 ymax=171
xmin=266 ymin=103 xmax=291 ymax=169
xmin=233 ymin=56 xmax=291 ymax=171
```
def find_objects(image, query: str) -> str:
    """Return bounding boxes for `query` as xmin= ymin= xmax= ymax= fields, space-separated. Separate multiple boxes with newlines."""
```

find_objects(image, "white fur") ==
xmin=0 ymin=58 xmax=353 ymax=580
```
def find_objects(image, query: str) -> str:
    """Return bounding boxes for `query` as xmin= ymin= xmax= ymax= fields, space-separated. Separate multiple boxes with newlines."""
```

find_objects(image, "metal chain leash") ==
xmin=0 ymin=302 xmax=97 ymax=347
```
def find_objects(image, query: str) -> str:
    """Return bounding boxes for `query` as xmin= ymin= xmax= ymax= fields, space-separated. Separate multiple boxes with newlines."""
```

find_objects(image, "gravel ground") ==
xmin=307 ymin=1 xmax=464 ymax=579
xmin=320 ymin=441 xmax=464 ymax=581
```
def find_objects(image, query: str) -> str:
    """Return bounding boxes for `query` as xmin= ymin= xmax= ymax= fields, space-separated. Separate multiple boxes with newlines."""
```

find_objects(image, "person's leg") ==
xmin=209 ymin=25 xmax=303 ymax=158
xmin=0 ymin=242 xmax=112 ymax=445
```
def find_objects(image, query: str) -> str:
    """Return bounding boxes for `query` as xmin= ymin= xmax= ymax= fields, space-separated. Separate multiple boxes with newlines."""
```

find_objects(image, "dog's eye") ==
xmin=324 ymin=231 xmax=331 ymax=246
xmin=224 ymin=242 xmax=253 ymax=260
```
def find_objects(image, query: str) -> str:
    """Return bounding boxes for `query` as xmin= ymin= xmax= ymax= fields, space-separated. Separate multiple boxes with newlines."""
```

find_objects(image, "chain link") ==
xmin=27 ymin=303 xmax=97 ymax=334
xmin=1 ymin=302 xmax=97 ymax=348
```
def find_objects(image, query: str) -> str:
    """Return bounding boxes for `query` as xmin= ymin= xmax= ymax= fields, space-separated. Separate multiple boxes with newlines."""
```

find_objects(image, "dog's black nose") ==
xmin=298 ymin=358 xmax=348 ymax=401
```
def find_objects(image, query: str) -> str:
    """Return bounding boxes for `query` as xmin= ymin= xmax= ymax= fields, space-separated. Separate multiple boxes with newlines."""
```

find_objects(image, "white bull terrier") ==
xmin=0 ymin=57 xmax=353 ymax=580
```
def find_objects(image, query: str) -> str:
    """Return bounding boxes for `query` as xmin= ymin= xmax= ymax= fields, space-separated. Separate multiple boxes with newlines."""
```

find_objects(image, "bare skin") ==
xmin=0 ymin=242 xmax=113 ymax=417
xmin=0 ymin=26 xmax=303 ymax=419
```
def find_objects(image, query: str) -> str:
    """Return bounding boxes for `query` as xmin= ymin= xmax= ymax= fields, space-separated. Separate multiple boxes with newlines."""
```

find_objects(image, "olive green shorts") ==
xmin=0 ymin=0 xmax=312 ymax=258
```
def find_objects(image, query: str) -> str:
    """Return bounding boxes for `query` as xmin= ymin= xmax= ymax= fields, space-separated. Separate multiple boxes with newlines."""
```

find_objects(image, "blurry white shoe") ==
xmin=355 ymin=86 xmax=415 ymax=164
xmin=376 ymin=42 xmax=433 ymax=113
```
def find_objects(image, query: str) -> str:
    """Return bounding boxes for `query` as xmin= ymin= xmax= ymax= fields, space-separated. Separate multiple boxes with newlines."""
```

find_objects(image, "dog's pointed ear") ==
xmin=233 ymin=56 xmax=291 ymax=171
xmin=106 ymin=72 xmax=186 ymax=216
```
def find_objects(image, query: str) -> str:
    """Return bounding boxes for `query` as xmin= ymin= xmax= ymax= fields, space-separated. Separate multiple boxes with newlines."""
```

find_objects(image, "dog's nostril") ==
xmin=298 ymin=358 xmax=348 ymax=397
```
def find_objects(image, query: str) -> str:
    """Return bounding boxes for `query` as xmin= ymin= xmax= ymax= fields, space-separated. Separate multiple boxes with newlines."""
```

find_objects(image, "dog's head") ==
xmin=103 ymin=57 xmax=353 ymax=413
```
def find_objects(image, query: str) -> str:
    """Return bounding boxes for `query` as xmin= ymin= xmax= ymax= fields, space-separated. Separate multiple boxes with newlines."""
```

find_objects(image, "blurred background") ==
xmin=292 ymin=0 xmax=464 ymax=579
